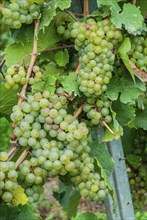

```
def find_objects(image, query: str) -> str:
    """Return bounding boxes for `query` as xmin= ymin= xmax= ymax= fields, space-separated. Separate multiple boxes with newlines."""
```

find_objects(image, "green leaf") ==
xmin=39 ymin=0 xmax=72 ymax=31
xmin=136 ymin=0 xmax=147 ymax=17
xmin=43 ymin=63 xmax=61 ymax=78
xmin=38 ymin=22 xmax=61 ymax=51
xmin=111 ymin=3 xmax=144 ymax=34
xmin=121 ymin=127 xmax=135 ymax=154
xmin=112 ymin=100 xmax=135 ymax=126
xmin=5 ymin=22 xmax=60 ymax=67
xmin=118 ymin=37 xmax=135 ymax=81
xmin=107 ymin=75 xmax=144 ymax=104
xmin=134 ymin=108 xmax=147 ymax=130
xmin=0 ymin=204 xmax=42 ymax=220
xmin=89 ymin=140 xmax=114 ymax=195
xmin=98 ymin=0 xmax=121 ymax=12
xmin=0 ymin=85 xmax=19 ymax=118
xmin=5 ymin=42 xmax=32 ymax=67
xmin=12 ymin=25 xmax=34 ymax=45
xmin=126 ymin=154 xmax=141 ymax=169
xmin=32 ymin=81 xmax=45 ymax=93
xmin=44 ymin=75 xmax=57 ymax=94
xmin=61 ymin=72 xmax=80 ymax=95
xmin=102 ymin=118 xmax=123 ymax=142
xmin=72 ymin=212 xmax=98 ymax=220
xmin=12 ymin=185 xmax=28 ymax=206
xmin=32 ymin=62 xmax=61 ymax=94
xmin=54 ymin=182 xmax=80 ymax=218
xmin=54 ymin=49 xmax=69 ymax=67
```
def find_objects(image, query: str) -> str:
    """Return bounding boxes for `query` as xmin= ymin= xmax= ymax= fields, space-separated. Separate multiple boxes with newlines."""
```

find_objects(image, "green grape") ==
xmin=2 ymin=191 xmax=13 ymax=203
xmin=0 ymin=152 xmax=8 ymax=162
xmin=2 ymin=8 xmax=12 ymax=18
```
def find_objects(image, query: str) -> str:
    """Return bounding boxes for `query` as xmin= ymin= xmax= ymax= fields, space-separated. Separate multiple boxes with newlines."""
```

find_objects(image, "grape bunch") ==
xmin=5 ymin=65 xmax=43 ymax=89
xmin=56 ymin=11 xmax=73 ymax=40
xmin=70 ymin=18 xmax=122 ymax=97
xmin=127 ymin=129 xmax=147 ymax=210
xmin=0 ymin=152 xmax=19 ymax=203
xmin=2 ymin=0 xmax=41 ymax=29
xmin=129 ymin=35 xmax=147 ymax=72
xmin=11 ymin=91 xmax=89 ymax=145
xmin=83 ymin=96 xmax=112 ymax=126
xmin=9 ymin=91 xmax=108 ymax=202
xmin=129 ymin=166 xmax=147 ymax=210
xmin=134 ymin=129 xmax=147 ymax=157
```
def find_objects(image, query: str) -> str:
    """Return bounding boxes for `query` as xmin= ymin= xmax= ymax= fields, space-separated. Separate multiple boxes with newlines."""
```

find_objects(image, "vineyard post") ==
xmin=92 ymin=129 xmax=135 ymax=220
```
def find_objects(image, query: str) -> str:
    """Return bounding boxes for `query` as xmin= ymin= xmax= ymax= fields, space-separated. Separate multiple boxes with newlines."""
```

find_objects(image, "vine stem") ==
xmin=0 ymin=60 xmax=5 ymax=78
xmin=83 ymin=0 xmax=89 ymax=16
xmin=102 ymin=121 xmax=115 ymax=135
xmin=8 ymin=144 xmax=18 ymax=158
xmin=45 ymin=44 xmax=74 ymax=52
xmin=18 ymin=20 xmax=39 ymax=105
xmin=9 ymin=20 xmax=39 ymax=159
xmin=76 ymin=63 xmax=80 ymax=73
xmin=132 ymin=0 xmax=137 ymax=5
xmin=64 ymin=9 xmax=79 ymax=21
xmin=15 ymin=148 xmax=30 ymax=169
xmin=73 ymin=104 xmax=84 ymax=119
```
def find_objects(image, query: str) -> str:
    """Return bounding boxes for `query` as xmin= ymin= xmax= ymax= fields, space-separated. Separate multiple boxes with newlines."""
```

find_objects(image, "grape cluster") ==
xmin=70 ymin=18 xmax=122 ymax=97
xmin=0 ymin=152 xmax=19 ymax=203
xmin=2 ymin=0 xmax=41 ymax=29
xmin=10 ymin=91 xmax=108 ymax=202
xmin=56 ymin=11 xmax=73 ymax=40
xmin=129 ymin=166 xmax=147 ymax=210
xmin=83 ymin=96 xmax=112 ymax=126
xmin=127 ymin=129 xmax=147 ymax=210
xmin=129 ymin=35 xmax=147 ymax=72
xmin=5 ymin=65 xmax=43 ymax=89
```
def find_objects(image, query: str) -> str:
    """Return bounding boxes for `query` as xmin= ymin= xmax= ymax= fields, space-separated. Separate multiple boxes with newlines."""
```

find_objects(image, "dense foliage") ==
xmin=0 ymin=0 xmax=146 ymax=219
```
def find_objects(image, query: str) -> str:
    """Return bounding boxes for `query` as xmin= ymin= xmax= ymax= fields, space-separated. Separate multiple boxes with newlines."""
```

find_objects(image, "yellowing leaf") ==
xmin=12 ymin=186 xmax=28 ymax=206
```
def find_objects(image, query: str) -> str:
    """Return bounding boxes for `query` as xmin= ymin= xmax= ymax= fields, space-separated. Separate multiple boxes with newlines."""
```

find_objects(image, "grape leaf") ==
xmin=97 ymin=0 xmax=121 ymax=12
xmin=54 ymin=49 xmax=69 ymax=67
xmin=12 ymin=24 xmax=34 ymax=45
xmin=5 ymin=22 xmax=60 ymax=67
xmin=5 ymin=42 xmax=32 ymax=67
xmin=107 ymin=75 xmax=145 ymax=104
xmin=111 ymin=3 xmax=144 ymax=34
xmin=121 ymin=127 xmax=135 ymax=154
xmin=32 ymin=63 xmax=62 ymax=94
xmin=38 ymin=21 xmax=61 ymax=51
xmin=61 ymin=72 xmax=80 ymax=95
xmin=126 ymin=154 xmax=141 ymax=169
xmin=136 ymin=0 xmax=147 ymax=17
xmin=0 ymin=204 xmax=42 ymax=220
xmin=32 ymin=81 xmax=45 ymax=93
xmin=72 ymin=212 xmax=98 ymax=220
xmin=54 ymin=182 xmax=80 ymax=218
xmin=12 ymin=185 xmax=28 ymax=206
xmin=112 ymin=100 xmax=135 ymax=126
xmin=118 ymin=37 xmax=135 ymax=81
xmin=102 ymin=118 xmax=123 ymax=142
xmin=99 ymin=1 xmax=144 ymax=33
xmin=32 ymin=77 xmax=57 ymax=94
xmin=89 ymin=140 xmax=114 ymax=196
xmin=134 ymin=108 xmax=147 ymax=130
xmin=39 ymin=0 xmax=72 ymax=31
xmin=0 ymin=85 xmax=19 ymax=118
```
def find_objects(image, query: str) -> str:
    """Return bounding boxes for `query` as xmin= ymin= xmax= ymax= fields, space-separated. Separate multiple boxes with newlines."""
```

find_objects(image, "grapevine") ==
xmin=0 ymin=0 xmax=147 ymax=219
